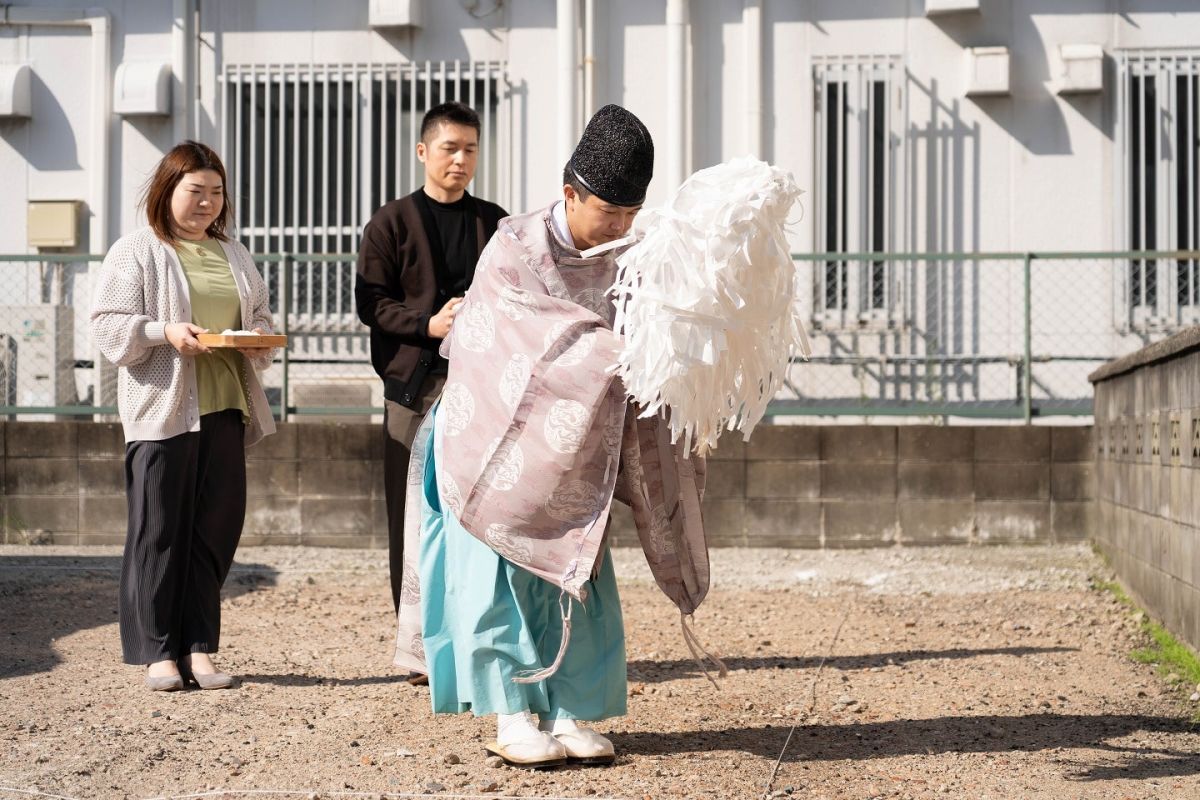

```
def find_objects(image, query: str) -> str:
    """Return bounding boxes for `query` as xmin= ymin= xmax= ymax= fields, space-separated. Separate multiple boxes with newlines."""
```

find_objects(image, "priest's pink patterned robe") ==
xmin=394 ymin=205 xmax=709 ymax=672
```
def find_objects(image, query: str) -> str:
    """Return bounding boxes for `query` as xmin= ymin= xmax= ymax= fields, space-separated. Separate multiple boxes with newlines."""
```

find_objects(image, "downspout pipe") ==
xmin=557 ymin=0 xmax=579 ymax=171
xmin=743 ymin=0 xmax=762 ymax=158
xmin=2 ymin=6 xmax=111 ymax=254
xmin=583 ymin=0 xmax=596 ymax=119
xmin=666 ymin=0 xmax=689 ymax=193
xmin=173 ymin=0 xmax=195 ymax=143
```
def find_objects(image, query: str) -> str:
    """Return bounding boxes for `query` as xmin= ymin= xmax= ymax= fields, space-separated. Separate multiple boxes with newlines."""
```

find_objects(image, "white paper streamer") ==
xmin=611 ymin=156 xmax=810 ymax=456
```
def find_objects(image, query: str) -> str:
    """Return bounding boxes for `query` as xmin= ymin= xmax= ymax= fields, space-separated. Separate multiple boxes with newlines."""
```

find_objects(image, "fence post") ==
xmin=280 ymin=254 xmax=291 ymax=423
xmin=1023 ymin=252 xmax=1033 ymax=424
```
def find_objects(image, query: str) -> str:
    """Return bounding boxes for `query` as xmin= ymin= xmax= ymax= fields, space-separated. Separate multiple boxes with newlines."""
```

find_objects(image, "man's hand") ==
xmin=165 ymin=322 xmax=210 ymax=356
xmin=427 ymin=297 xmax=463 ymax=339
xmin=234 ymin=327 xmax=274 ymax=358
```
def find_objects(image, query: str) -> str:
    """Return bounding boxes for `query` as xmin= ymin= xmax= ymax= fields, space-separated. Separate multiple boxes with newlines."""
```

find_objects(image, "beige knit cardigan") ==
xmin=90 ymin=226 xmax=278 ymax=446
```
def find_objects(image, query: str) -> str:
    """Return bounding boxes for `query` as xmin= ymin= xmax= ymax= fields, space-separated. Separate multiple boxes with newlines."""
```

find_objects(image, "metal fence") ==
xmin=2 ymin=250 xmax=1197 ymax=423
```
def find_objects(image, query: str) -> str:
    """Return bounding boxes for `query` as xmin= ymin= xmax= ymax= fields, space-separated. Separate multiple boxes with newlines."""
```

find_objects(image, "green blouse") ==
xmin=175 ymin=239 xmax=250 ymax=420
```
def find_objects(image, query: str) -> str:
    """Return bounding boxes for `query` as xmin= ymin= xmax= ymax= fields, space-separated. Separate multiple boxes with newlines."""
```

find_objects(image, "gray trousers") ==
xmin=383 ymin=375 xmax=445 ymax=613
xmin=119 ymin=409 xmax=246 ymax=664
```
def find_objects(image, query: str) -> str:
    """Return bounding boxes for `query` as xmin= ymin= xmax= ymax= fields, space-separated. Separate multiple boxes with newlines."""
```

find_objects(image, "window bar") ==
xmin=883 ymin=68 xmax=893 ymax=318
xmin=425 ymin=59 xmax=433 ymax=117
xmin=837 ymin=69 xmax=847 ymax=317
xmin=1167 ymin=60 xmax=1178 ymax=321
xmin=484 ymin=63 xmax=494 ymax=200
xmin=400 ymin=66 xmax=410 ymax=203
xmin=468 ymin=62 xmax=478 ymax=197
xmin=1119 ymin=55 xmax=1132 ymax=328
xmin=221 ymin=68 xmax=229 ymax=219
xmin=276 ymin=64 xmax=287 ymax=300
xmin=815 ymin=71 xmax=826 ymax=314
xmin=306 ymin=67 xmax=315 ymax=324
xmin=865 ymin=68 xmax=875 ymax=315
xmin=331 ymin=69 xmax=344 ymax=326
xmin=410 ymin=64 xmax=419 ymax=195
xmin=291 ymin=66 xmax=301 ymax=324
xmin=230 ymin=67 xmax=241 ymax=237
xmin=348 ymin=67 xmax=363 ymax=324
xmin=454 ymin=59 xmax=462 ymax=102
xmin=439 ymin=59 xmax=447 ymax=105
xmin=262 ymin=64 xmax=274 ymax=294
xmin=379 ymin=66 xmax=389 ymax=215
xmin=248 ymin=64 xmax=258 ymax=256
xmin=1189 ymin=58 xmax=1197 ymax=307
xmin=1139 ymin=65 xmax=1147 ymax=311
xmin=317 ymin=66 xmax=329 ymax=322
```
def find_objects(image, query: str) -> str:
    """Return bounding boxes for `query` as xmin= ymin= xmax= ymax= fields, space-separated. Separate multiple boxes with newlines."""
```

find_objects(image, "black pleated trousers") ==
xmin=119 ymin=409 xmax=247 ymax=665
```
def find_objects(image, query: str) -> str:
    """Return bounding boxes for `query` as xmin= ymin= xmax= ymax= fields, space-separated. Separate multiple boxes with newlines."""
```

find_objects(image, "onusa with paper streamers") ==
xmin=611 ymin=156 xmax=810 ymax=455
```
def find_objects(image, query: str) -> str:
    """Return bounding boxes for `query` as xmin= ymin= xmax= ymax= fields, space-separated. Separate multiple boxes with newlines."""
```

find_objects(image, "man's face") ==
xmin=417 ymin=122 xmax=479 ymax=197
xmin=563 ymin=185 xmax=642 ymax=252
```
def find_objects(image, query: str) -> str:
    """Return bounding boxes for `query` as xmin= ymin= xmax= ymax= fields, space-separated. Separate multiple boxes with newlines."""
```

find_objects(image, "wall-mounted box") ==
xmin=28 ymin=202 xmax=80 ymax=249
xmin=1057 ymin=44 xmax=1104 ymax=95
xmin=114 ymin=62 xmax=172 ymax=116
xmin=0 ymin=63 xmax=32 ymax=117
xmin=369 ymin=0 xmax=423 ymax=28
xmin=965 ymin=46 xmax=1010 ymax=97
xmin=926 ymin=0 xmax=981 ymax=16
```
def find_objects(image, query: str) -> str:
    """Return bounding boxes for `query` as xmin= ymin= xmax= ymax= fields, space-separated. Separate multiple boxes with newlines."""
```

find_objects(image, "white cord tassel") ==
xmin=681 ymin=612 xmax=728 ymax=690
xmin=611 ymin=157 xmax=809 ymax=456
xmin=512 ymin=591 xmax=574 ymax=684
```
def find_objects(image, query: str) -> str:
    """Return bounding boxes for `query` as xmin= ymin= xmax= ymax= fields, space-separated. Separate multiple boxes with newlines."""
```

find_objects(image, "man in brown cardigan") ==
xmin=355 ymin=101 xmax=508 ymax=630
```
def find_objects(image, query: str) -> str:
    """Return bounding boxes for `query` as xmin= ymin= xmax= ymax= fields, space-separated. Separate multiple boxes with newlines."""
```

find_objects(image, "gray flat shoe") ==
xmin=145 ymin=673 xmax=184 ymax=692
xmin=179 ymin=661 xmax=234 ymax=690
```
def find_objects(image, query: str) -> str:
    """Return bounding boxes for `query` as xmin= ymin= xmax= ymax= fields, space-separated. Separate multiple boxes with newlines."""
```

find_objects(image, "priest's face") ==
xmin=563 ymin=185 xmax=642 ymax=251
xmin=417 ymin=122 xmax=480 ymax=202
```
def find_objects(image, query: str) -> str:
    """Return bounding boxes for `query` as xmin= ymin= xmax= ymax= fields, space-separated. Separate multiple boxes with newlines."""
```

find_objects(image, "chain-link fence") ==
xmin=2 ymin=250 xmax=1196 ymax=422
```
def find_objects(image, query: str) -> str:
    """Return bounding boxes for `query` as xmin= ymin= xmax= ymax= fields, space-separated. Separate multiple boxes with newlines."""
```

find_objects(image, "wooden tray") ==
xmin=197 ymin=333 xmax=288 ymax=348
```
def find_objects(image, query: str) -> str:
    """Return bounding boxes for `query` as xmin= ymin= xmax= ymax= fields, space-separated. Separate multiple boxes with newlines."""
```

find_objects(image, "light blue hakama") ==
xmin=418 ymin=408 xmax=627 ymax=721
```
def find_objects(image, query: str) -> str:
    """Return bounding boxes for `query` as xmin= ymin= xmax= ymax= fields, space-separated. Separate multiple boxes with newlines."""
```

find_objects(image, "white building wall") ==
xmin=2 ymin=0 xmax=1200 ymax=416
xmin=1 ymin=0 xmax=1197 ymax=253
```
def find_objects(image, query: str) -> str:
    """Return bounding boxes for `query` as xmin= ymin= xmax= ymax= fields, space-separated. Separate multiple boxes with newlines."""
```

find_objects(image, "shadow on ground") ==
xmin=628 ymin=646 xmax=1079 ymax=682
xmin=0 ymin=555 xmax=277 ymax=679
xmin=611 ymin=714 xmax=1200 ymax=781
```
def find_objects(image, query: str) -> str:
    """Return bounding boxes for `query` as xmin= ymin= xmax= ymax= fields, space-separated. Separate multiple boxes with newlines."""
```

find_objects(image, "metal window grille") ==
xmin=1118 ymin=50 xmax=1200 ymax=328
xmin=813 ymin=56 xmax=902 ymax=327
xmin=219 ymin=60 xmax=508 ymax=331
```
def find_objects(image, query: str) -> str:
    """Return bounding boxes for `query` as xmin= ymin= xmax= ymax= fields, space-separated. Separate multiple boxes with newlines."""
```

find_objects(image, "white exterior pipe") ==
xmin=172 ymin=0 xmax=195 ymax=143
xmin=666 ymin=0 xmax=689 ymax=193
xmin=2 ymin=6 xmax=111 ymax=253
xmin=743 ymin=0 xmax=762 ymax=158
xmin=557 ymin=0 xmax=578 ymax=170
xmin=583 ymin=0 xmax=596 ymax=118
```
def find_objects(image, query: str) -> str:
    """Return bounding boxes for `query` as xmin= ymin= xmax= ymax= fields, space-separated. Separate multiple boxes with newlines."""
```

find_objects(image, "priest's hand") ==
xmin=427 ymin=297 xmax=463 ymax=339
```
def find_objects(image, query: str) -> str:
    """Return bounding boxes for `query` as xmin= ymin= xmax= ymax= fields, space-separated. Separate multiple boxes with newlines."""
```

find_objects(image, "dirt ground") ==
xmin=1 ymin=542 xmax=1198 ymax=800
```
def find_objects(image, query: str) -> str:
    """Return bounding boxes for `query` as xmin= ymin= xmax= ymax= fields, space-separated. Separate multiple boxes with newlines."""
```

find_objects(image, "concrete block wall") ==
xmin=2 ymin=420 xmax=1090 ymax=551
xmin=1091 ymin=328 xmax=1200 ymax=653
xmin=0 ymin=421 xmax=388 ymax=548
xmin=609 ymin=425 xmax=1094 ymax=548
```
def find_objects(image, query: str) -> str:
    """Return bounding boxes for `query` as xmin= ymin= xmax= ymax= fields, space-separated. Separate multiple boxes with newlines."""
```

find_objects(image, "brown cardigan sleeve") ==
xmin=354 ymin=212 xmax=434 ymax=344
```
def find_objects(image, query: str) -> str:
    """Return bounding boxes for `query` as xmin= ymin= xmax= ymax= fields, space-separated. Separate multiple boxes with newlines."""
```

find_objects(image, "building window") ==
xmin=1120 ymin=51 xmax=1200 ymax=327
xmin=813 ymin=57 xmax=901 ymax=327
xmin=219 ymin=61 xmax=506 ymax=325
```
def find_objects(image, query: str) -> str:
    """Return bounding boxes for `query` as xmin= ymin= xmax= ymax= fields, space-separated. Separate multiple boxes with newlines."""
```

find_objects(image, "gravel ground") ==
xmin=1 ymin=542 xmax=1198 ymax=800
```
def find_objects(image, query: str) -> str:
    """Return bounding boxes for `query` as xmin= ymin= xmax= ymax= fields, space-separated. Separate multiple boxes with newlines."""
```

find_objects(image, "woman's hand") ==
xmin=165 ymin=322 xmax=210 ymax=356
xmin=234 ymin=327 xmax=273 ymax=358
